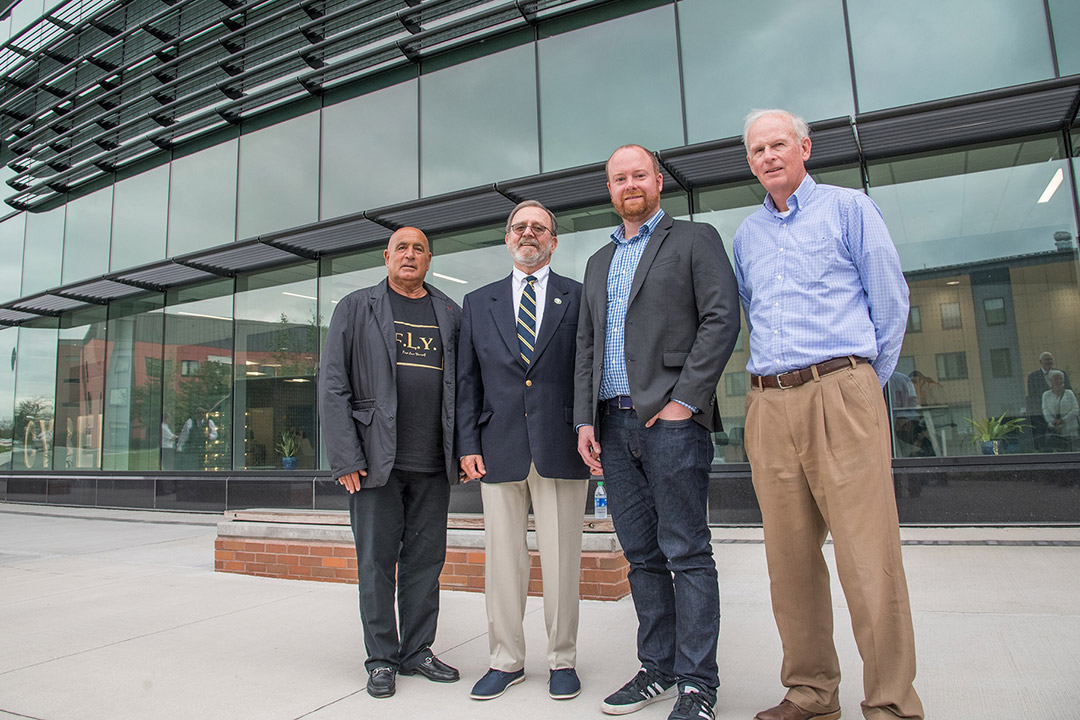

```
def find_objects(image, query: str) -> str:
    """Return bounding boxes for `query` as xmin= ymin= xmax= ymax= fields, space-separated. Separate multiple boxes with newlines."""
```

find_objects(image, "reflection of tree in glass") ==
xmin=15 ymin=397 xmax=53 ymax=469
xmin=161 ymin=358 xmax=231 ymax=471
xmin=270 ymin=311 xmax=319 ymax=378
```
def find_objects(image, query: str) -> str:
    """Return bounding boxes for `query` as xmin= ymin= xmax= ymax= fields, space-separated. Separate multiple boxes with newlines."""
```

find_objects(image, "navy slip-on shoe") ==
xmin=470 ymin=668 xmax=525 ymax=700
xmin=549 ymin=668 xmax=581 ymax=700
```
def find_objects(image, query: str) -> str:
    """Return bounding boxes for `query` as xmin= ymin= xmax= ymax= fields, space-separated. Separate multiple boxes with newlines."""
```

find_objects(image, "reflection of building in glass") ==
xmin=0 ymin=0 xmax=1079 ymax=521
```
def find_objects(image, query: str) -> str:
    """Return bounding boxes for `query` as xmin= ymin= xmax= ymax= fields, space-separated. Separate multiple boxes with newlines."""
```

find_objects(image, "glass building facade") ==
xmin=0 ymin=0 xmax=1078 ymax=522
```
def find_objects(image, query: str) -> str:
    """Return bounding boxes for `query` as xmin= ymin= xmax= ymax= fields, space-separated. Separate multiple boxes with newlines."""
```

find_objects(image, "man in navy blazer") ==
xmin=457 ymin=200 xmax=590 ymax=702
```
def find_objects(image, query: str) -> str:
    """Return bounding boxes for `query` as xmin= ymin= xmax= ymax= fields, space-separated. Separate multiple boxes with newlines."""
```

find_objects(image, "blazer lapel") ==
xmin=628 ymin=212 xmax=672 ymax=307
xmin=592 ymin=243 xmax=615 ymax=339
xmin=372 ymin=280 xmax=397 ymax=377
xmin=488 ymin=275 xmax=521 ymax=366
xmin=530 ymin=272 xmax=569 ymax=369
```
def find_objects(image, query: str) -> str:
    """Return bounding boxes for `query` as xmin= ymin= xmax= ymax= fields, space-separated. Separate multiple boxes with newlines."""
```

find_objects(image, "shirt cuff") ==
xmin=672 ymin=399 xmax=699 ymax=414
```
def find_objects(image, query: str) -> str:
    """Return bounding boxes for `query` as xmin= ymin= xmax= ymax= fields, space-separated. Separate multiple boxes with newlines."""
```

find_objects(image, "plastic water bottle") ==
xmin=594 ymin=480 xmax=608 ymax=519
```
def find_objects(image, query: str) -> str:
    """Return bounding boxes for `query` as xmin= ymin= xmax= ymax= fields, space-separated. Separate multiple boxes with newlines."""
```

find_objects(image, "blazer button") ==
xmin=525 ymin=380 xmax=533 ymax=387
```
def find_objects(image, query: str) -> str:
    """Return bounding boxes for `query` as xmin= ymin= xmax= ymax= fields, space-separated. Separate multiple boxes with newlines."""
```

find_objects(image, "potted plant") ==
xmin=275 ymin=431 xmax=299 ymax=469
xmin=966 ymin=413 xmax=1027 ymax=455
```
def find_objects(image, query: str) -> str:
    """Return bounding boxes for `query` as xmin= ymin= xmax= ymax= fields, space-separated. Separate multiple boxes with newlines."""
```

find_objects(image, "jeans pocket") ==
xmin=654 ymin=417 xmax=693 ymax=429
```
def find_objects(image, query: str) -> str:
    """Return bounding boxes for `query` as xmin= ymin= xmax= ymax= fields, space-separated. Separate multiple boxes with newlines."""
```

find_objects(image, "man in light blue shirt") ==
xmin=734 ymin=110 xmax=924 ymax=720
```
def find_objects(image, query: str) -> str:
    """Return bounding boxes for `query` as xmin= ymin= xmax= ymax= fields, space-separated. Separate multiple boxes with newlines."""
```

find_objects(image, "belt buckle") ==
xmin=776 ymin=372 xmax=795 ymax=390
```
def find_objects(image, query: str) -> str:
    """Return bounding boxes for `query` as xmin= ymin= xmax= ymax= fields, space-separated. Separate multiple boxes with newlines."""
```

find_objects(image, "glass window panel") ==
xmin=1048 ymin=0 xmax=1080 ymax=75
xmin=11 ymin=321 xmax=58 ymax=471
xmin=725 ymin=371 xmax=747 ymax=397
xmin=937 ymin=351 xmax=969 ymax=381
xmin=908 ymin=306 xmax=922 ymax=333
xmin=103 ymin=296 xmax=165 ymax=472
xmin=984 ymin=297 xmax=1007 ymax=326
xmin=872 ymin=141 xmax=1078 ymax=458
xmin=678 ymin=0 xmax=853 ymax=143
xmin=53 ymin=308 xmax=107 ymax=470
xmin=538 ymin=6 xmax=683 ymax=172
xmin=169 ymin=139 xmax=238 ymax=256
xmin=163 ymin=281 xmax=234 ymax=471
xmin=237 ymin=112 xmax=319 ymax=240
xmin=0 ymin=328 xmax=16 ymax=468
xmin=420 ymin=45 xmax=538 ymax=197
xmin=62 ymin=186 xmax=113 ymax=284
xmin=0 ymin=214 xmax=25 ymax=305
xmin=10 ymin=0 xmax=44 ymax=36
xmin=989 ymin=348 xmax=1014 ymax=378
xmin=112 ymin=164 xmax=169 ymax=270
xmin=847 ymin=0 xmax=1054 ymax=111
xmin=21 ymin=206 xmax=65 ymax=296
xmin=940 ymin=301 xmax=962 ymax=330
xmin=322 ymin=80 xmax=419 ymax=219
xmin=234 ymin=265 xmax=319 ymax=471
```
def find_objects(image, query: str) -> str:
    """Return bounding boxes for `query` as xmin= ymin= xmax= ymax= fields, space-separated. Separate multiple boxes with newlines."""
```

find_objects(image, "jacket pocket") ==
xmin=663 ymin=351 xmax=689 ymax=367
xmin=350 ymin=398 xmax=376 ymax=425
xmin=564 ymin=406 xmax=574 ymax=425
xmin=478 ymin=410 xmax=494 ymax=426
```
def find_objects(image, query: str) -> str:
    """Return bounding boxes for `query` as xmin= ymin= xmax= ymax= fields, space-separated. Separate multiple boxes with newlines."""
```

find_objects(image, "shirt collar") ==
xmin=763 ymin=173 xmax=817 ymax=217
xmin=512 ymin=264 xmax=550 ymax=287
xmin=611 ymin=208 xmax=665 ymax=245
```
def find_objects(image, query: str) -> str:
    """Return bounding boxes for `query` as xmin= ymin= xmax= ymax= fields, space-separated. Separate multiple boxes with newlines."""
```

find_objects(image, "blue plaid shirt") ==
xmin=599 ymin=209 xmax=665 ymax=401
xmin=733 ymin=175 xmax=908 ymax=387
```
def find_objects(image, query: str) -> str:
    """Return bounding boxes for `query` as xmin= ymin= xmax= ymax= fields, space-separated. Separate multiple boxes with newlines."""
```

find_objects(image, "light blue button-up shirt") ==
xmin=733 ymin=174 xmax=908 ymax=387
xmin=599 ymin=208 xmax=665 ymax=400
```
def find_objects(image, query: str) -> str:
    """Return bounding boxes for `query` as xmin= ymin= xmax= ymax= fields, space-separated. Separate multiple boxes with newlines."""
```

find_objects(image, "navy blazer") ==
xmin=456 ymin=270 xmax=589 ymax=483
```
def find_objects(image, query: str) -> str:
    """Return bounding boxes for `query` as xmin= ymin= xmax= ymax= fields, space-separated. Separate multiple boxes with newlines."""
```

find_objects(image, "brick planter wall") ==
xmin=214 ymin=510 xmax=630 ymax=601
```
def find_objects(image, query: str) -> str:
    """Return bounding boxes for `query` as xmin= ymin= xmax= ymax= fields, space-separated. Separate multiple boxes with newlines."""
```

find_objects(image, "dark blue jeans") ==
xmin=599 ymin=407 xmax=720 ymax=695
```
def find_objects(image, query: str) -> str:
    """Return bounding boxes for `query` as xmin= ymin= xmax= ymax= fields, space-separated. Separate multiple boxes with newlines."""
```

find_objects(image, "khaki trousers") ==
xmin=744 ymin=362 xmax=924 ymax=720
xmin=480 ymin=466 xmax=589 ymax=671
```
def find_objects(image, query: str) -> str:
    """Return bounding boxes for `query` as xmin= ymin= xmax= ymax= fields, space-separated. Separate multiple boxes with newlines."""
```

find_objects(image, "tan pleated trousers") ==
xmin=744 ymin=362 xmax=924 ymax=720
xmin=480 ymin=466 xmax=588 ymax=672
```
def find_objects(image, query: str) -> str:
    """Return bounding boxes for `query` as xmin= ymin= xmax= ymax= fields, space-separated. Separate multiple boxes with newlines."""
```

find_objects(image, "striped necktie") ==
xmin=517 ymin=275 xmax=537 ymax=365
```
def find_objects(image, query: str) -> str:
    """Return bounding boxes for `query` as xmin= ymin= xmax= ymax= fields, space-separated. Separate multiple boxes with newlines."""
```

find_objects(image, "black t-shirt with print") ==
xmin=388 ymin=287 xmax=444 ymax=473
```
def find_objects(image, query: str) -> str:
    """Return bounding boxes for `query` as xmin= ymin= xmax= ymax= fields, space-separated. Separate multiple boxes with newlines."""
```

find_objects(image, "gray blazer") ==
xmin=319 ymin=278 xmax=462 ymax=488
xmin=574 ymin=212 xmax=740 ymax=432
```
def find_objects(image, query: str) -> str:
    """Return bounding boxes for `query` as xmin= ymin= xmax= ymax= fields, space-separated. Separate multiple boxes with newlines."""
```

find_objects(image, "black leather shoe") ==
xmin=366 ymin=666 xmax=396 ymax=698
xmin=399 ymin=654 xmax=460 ymax=683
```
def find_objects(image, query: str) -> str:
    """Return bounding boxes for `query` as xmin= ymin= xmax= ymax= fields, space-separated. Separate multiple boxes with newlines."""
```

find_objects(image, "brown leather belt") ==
xmin=752 ymin=356 xmax=868 ymax=390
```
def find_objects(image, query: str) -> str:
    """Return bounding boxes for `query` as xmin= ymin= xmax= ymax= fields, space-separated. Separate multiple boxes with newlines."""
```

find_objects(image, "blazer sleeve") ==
xmin=319 ymin=296 xmax=369 ymax=479
xmin=455 ymin=294 xmax=483 ymax=457
xmin=671 ymin=222 xmax=741 ymax=411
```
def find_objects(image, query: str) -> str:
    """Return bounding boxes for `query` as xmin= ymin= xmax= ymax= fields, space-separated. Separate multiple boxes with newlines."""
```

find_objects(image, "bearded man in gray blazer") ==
xmin=457 ymin=200 xmax=590 ymax=702
xmin=575 ymin=145 xmax=740 ymax=720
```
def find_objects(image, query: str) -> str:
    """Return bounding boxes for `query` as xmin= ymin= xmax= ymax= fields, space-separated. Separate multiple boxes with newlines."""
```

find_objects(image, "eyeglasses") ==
xmin=510 ymin=223 xmax=552 ymax=237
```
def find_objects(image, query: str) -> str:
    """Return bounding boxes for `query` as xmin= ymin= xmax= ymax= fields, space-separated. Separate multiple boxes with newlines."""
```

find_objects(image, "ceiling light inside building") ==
xmin=1037 ymin=168 xmax=1064 ymax=204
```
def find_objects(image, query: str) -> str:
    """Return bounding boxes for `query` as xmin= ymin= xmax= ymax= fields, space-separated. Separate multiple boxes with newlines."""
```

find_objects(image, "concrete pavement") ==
xmin=1 ymin=502 xmax=1078 ymax=720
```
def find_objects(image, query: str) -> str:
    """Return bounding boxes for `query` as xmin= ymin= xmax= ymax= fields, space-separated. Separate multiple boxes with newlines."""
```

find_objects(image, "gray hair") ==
xmin=1048 ymin=369 xmax=1065 ymax=382
xmin=505 ymin=200 xmax=558 ymax=236
xmin=742 ymin=108 xmax=811 ymax=152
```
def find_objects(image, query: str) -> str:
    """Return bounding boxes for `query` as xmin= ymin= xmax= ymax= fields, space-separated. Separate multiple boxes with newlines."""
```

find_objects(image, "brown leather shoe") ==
xmin=754 ymin=699 xmax=841 ymax=720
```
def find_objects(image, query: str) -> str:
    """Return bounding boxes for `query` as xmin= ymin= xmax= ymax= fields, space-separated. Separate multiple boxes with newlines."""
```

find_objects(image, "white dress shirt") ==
xmin=512 ymin=264 xmax=550 ymax=336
